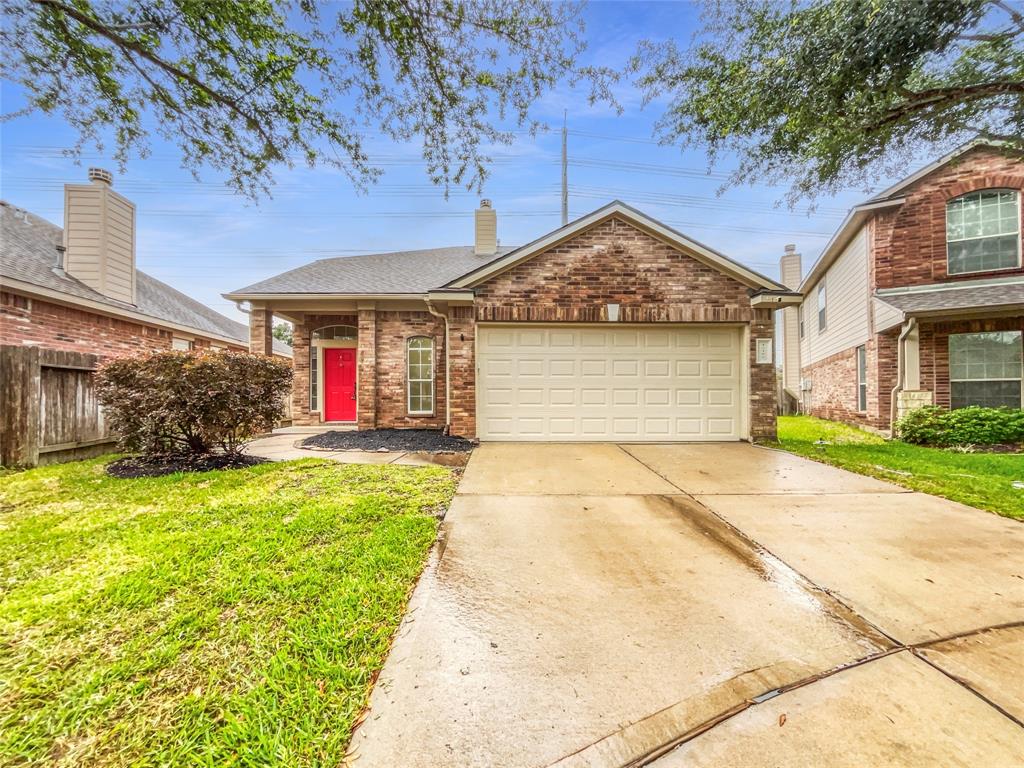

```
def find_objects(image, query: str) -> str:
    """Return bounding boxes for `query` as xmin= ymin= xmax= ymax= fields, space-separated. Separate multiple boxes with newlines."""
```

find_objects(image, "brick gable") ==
xmin=474 ymin=216 xmax=754 ymax=323
xmin=873 ymin=147 xmax=1024 ymax=290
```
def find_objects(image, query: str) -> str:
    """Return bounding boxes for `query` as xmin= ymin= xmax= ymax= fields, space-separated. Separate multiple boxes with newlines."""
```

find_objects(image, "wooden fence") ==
xmin=0 ymin=345 xmax=115 ymax=467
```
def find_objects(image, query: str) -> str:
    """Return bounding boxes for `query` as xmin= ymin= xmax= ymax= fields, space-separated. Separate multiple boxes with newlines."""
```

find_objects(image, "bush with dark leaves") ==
xmin=96 ymin=350 xmax=292 ymax=457
xmin=895 ymin=405 xmax=1024 ymax=447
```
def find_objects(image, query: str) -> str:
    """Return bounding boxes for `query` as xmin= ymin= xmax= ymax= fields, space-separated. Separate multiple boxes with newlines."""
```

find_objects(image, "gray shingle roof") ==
xmin=228 ymin=245 xmax=517 ymax=296
xmin=875 ymin=283 xmax=1024 ymax=314
xmin=1 ymin=201 xmax=290 ymax=356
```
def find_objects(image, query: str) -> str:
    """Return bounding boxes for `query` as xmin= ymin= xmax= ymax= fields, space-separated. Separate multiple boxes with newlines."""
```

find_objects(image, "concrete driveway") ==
xmin=348 ymin=443 xmax=1024 ymax=767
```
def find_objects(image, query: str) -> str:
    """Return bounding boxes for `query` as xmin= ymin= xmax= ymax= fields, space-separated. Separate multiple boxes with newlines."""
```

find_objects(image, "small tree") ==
xmin=96 ymin=350 xmax=293 ymax=457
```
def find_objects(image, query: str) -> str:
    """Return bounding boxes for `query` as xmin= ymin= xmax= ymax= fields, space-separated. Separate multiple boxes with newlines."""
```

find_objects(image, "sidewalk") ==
xmin=245 ymin=429 xmax=469 ymax=467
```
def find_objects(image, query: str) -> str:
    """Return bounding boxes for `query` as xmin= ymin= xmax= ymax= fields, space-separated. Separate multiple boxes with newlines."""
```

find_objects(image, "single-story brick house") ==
xmin=1 ymin=169 xmax=291 ymax=358
xmin=226 ymin=201 xmax=798 ymax=442
xmin=778 ymin=141 xmax=1024 ymax=430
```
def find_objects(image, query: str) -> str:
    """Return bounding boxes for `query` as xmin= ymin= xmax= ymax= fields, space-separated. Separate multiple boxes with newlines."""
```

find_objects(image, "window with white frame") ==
xmin=856 ymin=345 xmax=867 ymax=412
xmin=171 ymin=337 xmax=193 ymax=351
xmin=817 ymin=281 xmax=827 ymax=332
xmin=407 ymin=337 xmax=435 ymax=415
xmin=949 ymin=331 xmax=1022 ymax=409
xmin=946 ymin=190 xmax=1020 ymax=275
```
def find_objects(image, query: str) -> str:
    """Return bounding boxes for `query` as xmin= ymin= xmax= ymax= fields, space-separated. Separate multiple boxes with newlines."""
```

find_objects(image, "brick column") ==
xmin=748 ymin=308 xmax=778 ymax=442
xmin=290 ymin=315 xmax=311 ymax=425
xmin=357 ymin=308 xmax=377 ymax=429
xmin=249 ymin=307 xmax=273 ymax=355
xmin=447 ymin=307 xmax=476 ymax=438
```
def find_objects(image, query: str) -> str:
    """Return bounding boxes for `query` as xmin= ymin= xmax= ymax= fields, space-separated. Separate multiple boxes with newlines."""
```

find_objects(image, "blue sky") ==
xmin=2 ymin=1 xmax=922 ymax=323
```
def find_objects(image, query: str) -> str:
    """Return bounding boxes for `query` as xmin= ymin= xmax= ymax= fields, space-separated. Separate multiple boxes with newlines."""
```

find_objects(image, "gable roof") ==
xmin=798 ymin=139 xmax=1011 ymax=293
xmin=447 ymin=201 xmax=787 ymax=291
xmin=226 ymin=245 xmax=517 ymax=298
xmin=1 ymin=201 xmax=291 ymax=356
xmin=225 ymin=201 xmax=786 ymax=300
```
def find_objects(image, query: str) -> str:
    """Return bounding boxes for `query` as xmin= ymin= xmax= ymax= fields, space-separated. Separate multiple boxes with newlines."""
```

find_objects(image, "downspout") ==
xmin=425 ymin=299 xmax=452 ymax=434
xmin=889 ymin=317 xmax=918 ymax=435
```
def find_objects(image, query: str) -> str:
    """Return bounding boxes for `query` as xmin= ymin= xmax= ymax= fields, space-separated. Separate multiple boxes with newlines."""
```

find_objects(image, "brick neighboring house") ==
xmin=780 ymin=141 xmax=1024 ymax=431
xmin=1 ymin=169 xmax=291 ymax=359
xmin=226 ymin=201 xmax=798 ymax=442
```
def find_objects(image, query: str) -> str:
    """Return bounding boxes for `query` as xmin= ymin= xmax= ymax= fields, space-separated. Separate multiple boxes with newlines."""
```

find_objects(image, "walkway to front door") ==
xmin=323 ymin=347 xmax=356 ymax=422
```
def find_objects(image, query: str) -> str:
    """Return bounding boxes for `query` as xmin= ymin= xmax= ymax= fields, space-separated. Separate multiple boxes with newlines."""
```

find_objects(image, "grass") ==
xmin=773 ymin=415 xmax=1024 ymax=520
xmin=0 ymin=457 xmax=458 ymax=767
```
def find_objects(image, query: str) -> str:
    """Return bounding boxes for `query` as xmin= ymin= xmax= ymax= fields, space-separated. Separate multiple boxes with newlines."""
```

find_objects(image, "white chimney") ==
xmin=63 ymin=168 xmax=136 ymax=305
xmin=474 ymin=199 xmax=497 ymax=256
xmin=779 ymin=244 xmax=803 ymax=397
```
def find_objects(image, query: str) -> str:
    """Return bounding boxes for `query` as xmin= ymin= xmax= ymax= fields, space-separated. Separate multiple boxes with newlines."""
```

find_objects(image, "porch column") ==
xmin=249 ymin=307 xmax=273 ymax=355
xmin=357 ymin=306 xmax=377 ymax=429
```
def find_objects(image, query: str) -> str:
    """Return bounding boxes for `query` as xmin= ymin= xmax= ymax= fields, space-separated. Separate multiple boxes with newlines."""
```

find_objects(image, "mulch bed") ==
xmin=301 ymin=428 xmax=474 ymax=453
xmin=107 ymin=453 xmax=268 ymax=478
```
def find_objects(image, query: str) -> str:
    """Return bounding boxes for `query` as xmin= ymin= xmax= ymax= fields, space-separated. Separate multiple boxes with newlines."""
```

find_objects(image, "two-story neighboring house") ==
xmin=781 ymin=141 xmax=1024 ymax=431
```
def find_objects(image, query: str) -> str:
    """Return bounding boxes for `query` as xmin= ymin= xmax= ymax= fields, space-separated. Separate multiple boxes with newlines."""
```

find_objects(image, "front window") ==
xmin=946 ymin=190 xmax=1020 ymax=275
xmin=949 ymin=331 xmax=1022 ymax=409
xmin=407 ymin=337 xmax=435 ymax=415
xmin=817 ymin=282 xmax=827 ymax=332
xmin=856 ymin=345 xmax=867 ymax=411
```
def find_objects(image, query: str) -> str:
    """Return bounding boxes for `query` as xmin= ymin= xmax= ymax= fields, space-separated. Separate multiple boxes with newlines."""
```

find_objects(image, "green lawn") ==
xmin=774 ymin=415 xmax=1023 ymax=519
xmin=0 ymin=457 xmax=457 ymax=767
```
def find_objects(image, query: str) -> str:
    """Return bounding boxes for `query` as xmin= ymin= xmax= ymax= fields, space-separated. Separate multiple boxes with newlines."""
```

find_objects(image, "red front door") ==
xmin=324 ymin=348 xmax=357 ymax=422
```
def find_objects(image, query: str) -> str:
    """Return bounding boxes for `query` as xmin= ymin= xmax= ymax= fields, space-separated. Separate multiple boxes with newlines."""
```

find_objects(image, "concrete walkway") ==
xmin=245 ymin=429 xmax=469 ymax=467
xmin=348 ymin=442 xmax=1024 ymax=768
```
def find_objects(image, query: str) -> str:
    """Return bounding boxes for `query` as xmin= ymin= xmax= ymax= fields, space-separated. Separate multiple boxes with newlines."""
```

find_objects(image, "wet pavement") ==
xmin=348 ymin=442 xmax=1024 ymax=767
xmin=244 ymin=430 xmax=470 ymax=467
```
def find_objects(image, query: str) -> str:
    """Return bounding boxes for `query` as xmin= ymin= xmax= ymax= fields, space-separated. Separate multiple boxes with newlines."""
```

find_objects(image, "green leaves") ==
xmin=1 ymin=0 xmax=607 ymax=199
xmin=636 ymin=0 xmax=1024 ymax=203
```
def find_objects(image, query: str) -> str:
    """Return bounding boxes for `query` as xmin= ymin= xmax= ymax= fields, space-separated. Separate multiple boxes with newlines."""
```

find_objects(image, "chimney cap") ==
xmin=784 ymin=243 xmax=797 ymax=253
xmin=479 ymin=199 xmax=492 ymax=209
xmin=88 ymin=167 xmax=113 ymax=185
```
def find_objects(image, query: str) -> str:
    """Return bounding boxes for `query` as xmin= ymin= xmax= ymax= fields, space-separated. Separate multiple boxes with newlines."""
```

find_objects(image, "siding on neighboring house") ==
xmin=800 ymin=225 xmax=871 ymax=366
xmin=871 ymin=296 xmax=904 ymax=333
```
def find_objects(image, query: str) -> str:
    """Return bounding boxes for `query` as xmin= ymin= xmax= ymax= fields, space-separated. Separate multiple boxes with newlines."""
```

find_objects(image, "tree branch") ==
xmin=868 ymin=80 xmax=1024 ymax=130
xmin=29 ymin=0 xmax=279 ymax=153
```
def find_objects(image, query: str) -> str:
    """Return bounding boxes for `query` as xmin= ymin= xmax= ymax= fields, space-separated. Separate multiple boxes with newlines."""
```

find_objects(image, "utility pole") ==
xmin=561 ymin=110 xmax=568 ymax=226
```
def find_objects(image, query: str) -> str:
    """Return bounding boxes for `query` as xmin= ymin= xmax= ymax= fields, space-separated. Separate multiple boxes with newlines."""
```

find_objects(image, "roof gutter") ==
xmin=424 ymin=299 xmax=452 ymax=433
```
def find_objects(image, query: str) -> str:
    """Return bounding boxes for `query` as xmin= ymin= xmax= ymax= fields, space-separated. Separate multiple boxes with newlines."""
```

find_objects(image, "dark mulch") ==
xmin=301 ymin=428 xmax=474 ymax=453
xmin=107 ymin=453 xmax=268 ymax=478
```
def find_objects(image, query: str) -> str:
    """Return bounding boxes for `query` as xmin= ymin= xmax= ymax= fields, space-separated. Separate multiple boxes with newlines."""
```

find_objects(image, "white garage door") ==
xmin=477 ymin=324 xmax=745 ymax=441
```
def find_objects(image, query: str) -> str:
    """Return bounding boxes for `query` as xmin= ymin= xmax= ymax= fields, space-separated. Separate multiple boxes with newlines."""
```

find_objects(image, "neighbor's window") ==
xmin=856 ymin=345 xmax=867 ymax=412
xmin=171 ymin=337 xmax=193 ymax=351
xmin=407 ymin=337 xmax=435 ymax=415
xmin=946 ymin=190 xmax=1020 ymax=275
xmin=798 ymin=303 xmax=805 ymax=339
xmin=949 ymin=331 xmax=1022 ymax=409
xmin=817 ymin=281 xmax=827 ymax=332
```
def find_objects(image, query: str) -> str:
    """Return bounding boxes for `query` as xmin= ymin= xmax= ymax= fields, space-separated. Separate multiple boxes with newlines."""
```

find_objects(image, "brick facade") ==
xmin=873 ymin=147 xmax=1024 ymax=290
xmin=919 ymin=316 xmax=1024 ymax=409
xmin=285 ymin=215 xmax=778 ymax=440
xmin=0 ymin=290 xmax=244 ymax=357
xmin=800 ymin=146 xmax=1024 ymax=430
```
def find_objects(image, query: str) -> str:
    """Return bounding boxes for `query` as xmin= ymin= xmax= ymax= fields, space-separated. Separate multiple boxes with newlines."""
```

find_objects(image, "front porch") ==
xmin=246 ymin=299 xmax=477 ymax=436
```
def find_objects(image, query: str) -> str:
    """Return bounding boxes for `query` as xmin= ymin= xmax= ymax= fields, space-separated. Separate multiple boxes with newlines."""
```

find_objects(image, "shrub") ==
xmin=895 ymin=405 xmax=1024 ymax=447
xmin=96 ymin=350 xmax=293 ymax=457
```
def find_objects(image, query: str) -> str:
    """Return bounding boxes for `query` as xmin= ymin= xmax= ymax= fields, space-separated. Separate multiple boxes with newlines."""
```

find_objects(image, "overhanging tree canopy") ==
xmin=636 ymin=0 xmax=1024 ymax=202
xmin=1 ymin=0 xmax=612 ymax=198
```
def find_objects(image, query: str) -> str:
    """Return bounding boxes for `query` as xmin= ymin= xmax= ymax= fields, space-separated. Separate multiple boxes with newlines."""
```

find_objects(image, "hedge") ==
xmin=895 ymin=405 xmax=1024 ymax=447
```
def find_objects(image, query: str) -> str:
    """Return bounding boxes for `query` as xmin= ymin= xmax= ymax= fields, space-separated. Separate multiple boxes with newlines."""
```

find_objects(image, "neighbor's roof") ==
xmin=799 ymin=140 xmax=1009 ymax=294
xmin=226 ymin=245 xmax=517 ymax=297
xmin=875 ymin=279 xmax=1024 ymax=317
xmin=0 ymin=201 xmax=291 ymax=356
xmin=227 ymin=200 xmax=787 ymax=299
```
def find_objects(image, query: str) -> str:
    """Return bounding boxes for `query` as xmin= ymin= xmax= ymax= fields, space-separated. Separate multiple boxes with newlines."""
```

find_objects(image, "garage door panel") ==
xmin=477 ymin=324 xmax=744 ymax=442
